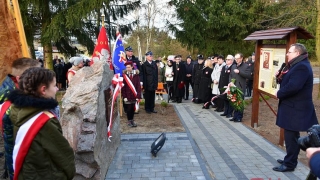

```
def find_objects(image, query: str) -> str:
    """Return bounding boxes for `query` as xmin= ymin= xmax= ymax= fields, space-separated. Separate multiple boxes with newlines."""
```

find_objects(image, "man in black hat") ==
xmin=184 ymin=55 xmax=193 ymax=100
xmin=172 ymin=55 xmax=186 ymax=103
xmin=125 ymin=46 xmax=141 ymax=71
xmin=140 ymin=51 xmax=158 ymax=113
xmin=191 ymin=54 xmax=205 ymax=103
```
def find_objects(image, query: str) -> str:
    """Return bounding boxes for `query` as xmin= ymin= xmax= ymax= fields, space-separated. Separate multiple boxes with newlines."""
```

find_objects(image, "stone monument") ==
xmin=61 ymin=60 xmax=120 ymax=179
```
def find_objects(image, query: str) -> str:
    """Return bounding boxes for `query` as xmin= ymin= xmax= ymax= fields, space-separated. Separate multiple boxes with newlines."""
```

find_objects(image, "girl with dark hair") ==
xmin=5 ymin=67 xmax=75 ymax=180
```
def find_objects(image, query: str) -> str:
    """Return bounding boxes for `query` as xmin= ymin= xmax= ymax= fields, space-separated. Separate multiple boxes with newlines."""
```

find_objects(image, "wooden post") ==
xmin=251 ymin=40 xmax=262 ymax=128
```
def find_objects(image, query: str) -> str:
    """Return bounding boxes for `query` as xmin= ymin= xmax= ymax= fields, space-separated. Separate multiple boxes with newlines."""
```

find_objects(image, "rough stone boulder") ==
xmin=61 ymin=61 xmax=120 ymax=180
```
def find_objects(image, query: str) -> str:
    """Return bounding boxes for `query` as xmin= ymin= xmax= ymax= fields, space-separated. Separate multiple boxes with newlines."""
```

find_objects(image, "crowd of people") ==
xmin=133 ymin=50 xmax=255 ymax=123
xmin=0 ymin=43 xmax=319 ymax=179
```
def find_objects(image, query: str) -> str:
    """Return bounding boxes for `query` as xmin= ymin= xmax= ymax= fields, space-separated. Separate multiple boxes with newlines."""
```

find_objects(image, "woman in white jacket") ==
xmin=211 ymin=55 xmax=225 ymax=112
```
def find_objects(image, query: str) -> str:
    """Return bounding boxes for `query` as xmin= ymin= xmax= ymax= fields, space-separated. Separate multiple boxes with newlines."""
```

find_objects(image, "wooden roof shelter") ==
xmin=244 ymin=27 xmax=314 ymax=146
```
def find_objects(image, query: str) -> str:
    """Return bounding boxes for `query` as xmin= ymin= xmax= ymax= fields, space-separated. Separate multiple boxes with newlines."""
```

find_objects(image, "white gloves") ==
xmin=124 ymin=98 xmax=128 ymax=102
xmin=140 ymin=82 xmax=143 ymax=86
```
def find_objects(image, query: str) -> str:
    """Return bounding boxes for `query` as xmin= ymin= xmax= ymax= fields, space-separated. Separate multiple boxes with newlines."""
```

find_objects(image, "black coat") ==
xmin=218 ymin=65 xmax=232 ymax=99
xmin=192 ymin=63 xmax=204 ymax=85
xmin=141 ymin=61 xmax=158 ymax=91
xmin=198 ymin=67 xmax=213 ymax=102
xmin=173 ymin=62 xmax=186 ymax=98
xmin=185 ymin=62 xmax=194 ymax=81
xmin=126 ymin=55 xmax=141 ymax=71
xmin=276 ymin=58 xmax=318 ymax=131
xmin=229 ymin=62 xmax=251 ymax=94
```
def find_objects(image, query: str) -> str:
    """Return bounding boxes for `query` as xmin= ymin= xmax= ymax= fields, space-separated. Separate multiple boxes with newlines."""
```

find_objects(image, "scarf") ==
xmin=277 ymin=52 xmax=308 ymax=83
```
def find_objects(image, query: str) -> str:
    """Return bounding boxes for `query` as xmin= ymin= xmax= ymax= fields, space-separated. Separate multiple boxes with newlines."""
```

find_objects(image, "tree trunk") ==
xmin=137 ymin=36 xmax=142 ymax=62
xmin=43 ymin=43 xmax=53 ymax=69
xmin=42 ymin=0 xmax=53 ymax=69
xmin=317 ymin=0 xmax=320 ymax=98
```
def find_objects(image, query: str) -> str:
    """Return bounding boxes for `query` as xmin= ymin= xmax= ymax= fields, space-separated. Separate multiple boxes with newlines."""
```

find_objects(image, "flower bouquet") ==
xmin=224 ymin=79 xmax=244 ymax=111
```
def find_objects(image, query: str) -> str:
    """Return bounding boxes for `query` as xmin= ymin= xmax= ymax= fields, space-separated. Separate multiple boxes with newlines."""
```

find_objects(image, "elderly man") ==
xmin=125 ymin=46 xmax=141 ymax=71
xmin=229 ymin=53 xmax=251 ymax=122
xmin=273 ymin=43 xmax=318 ymax=172
xmin=140 ymin=51 xmax=158 ymax=113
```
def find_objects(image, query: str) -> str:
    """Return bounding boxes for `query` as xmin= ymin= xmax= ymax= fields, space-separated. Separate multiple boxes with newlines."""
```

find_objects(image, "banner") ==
xmin=112 ymin=33 xmax=126 ymax=76
xmin=90 ymin=26 xmax=113 ymax=70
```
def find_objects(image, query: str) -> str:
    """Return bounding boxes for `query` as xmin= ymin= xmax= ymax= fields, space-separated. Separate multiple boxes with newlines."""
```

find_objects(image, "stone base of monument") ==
xmin=61 ymin=61 xmax=120 ymax=179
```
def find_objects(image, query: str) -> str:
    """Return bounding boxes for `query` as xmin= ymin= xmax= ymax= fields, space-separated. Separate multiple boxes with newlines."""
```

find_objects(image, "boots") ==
xmin=128 ymin=120 xmax=137 ymax=127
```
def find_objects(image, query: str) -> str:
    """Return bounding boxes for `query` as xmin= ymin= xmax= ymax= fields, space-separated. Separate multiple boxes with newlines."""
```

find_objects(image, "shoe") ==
xmin=220 ymin=113 xmax=227 ymax=116
xmin=134 ymin=111 xmax=139 ymax=114
xmin=226 ymin=115 xmax=232 ymax=118
xmin=184 ymin=97 xmax=188 ymax=100
xmin=146 ymin=111 xmax=152 ymax=114
xmin=277 ymin=159 xmax=284 ymax=164
xmin=229 ymin=118 xmax=235 ymax=121
xmin=212 ymin=105 xmax=217 ymax=108
xmin=272 ymin=164 xmax=294 ymax=172
xmin=151 ymin=110 xmax=157 ymax=113
xmin=128 ymin=120 xmax=137 ymax=127
xmin=217 ymin=109 xmax=224 ymax=112
xmin=234 ymin=119 xmax=242 ymax=122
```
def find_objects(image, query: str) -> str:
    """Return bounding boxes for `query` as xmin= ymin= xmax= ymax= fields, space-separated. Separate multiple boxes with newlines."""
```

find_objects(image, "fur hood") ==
xmin=7 ymin=90 xmax=58 ymax=109
xmin=123 ymin=69 xmax=140 ymax=75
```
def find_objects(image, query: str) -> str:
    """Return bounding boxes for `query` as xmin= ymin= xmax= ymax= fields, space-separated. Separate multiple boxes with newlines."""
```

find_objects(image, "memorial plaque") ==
xmin=104 ymin=87 xmax=118 ymax=127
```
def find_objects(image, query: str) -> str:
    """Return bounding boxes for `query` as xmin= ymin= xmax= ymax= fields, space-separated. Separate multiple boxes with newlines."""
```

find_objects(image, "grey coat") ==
xmin=229 ymin=62 xmax=251 ymax=94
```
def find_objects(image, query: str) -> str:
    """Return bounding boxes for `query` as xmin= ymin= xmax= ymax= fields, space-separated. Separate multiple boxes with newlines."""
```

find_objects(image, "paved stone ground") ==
xmin=106 ymin=95 xmax=311 ymax=180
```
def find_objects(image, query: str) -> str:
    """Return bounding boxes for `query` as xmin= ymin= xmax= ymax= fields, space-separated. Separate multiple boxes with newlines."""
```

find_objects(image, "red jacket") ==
xmin=121 ymin=70 xmax=142 ymax=101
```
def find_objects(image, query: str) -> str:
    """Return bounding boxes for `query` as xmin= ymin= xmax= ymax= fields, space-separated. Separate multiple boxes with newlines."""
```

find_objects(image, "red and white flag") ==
xmin=90 ymin=26 xmax=113 ymax=70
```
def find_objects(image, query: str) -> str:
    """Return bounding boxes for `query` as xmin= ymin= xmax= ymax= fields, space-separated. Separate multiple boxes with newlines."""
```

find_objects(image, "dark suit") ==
xmin=229 ymin=62 xmax=251 ymax=120
xmin=173 ymin=62 xmax=186 ymax=102
xmin=276 ymin=57 xmax=318 ymax=168
xmin=192 ymin=63 xmax=204 ymax=99
xmin=218 ymin=65 xmax=233 ymax=116
xmin=141 ymin=60 xmax=158 ymax=112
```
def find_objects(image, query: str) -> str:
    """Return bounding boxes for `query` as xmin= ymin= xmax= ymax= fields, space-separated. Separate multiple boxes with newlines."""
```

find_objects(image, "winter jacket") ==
xmin=126 ymin=55 xmax=141 ymax=71
xmin=141 ymin=60 xmax=158 ymax=91
xmin=229 ymin=62 xmax=251 ymax=94
xmin=276 ymin=57 xmax=318 ymax=131
xmin=0 ymin=75 xmax=17 ymax=104
xmin=165 ymin=65 xmax=174 ymax=82
xmin=7 ymin=90 xmax=75 ymax=180
xmin=211 ymin=63 xmax=225 ymax=95
xmin=121 ymin=70 xmax=142 ymax=104
xmin=157 ymin=66 xmax=165 ymax=83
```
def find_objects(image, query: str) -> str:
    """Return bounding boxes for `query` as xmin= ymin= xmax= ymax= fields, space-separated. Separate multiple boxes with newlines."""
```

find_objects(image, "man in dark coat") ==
xmin=246 ymin=53 xmax=255 ymax=97
xmin=192 ymin=54 xmax=204 ymax=103
xmin=172 ymin=55 xmax=186 ymax=103
xmin=229 ymin=53 xmax=251 ymax=122
xmin=273 ymin=43 xmax=318 ymax=172
xmin=125 ymin=46 xmax=141 ymax=71
xmin=140 ymin=51 xmax=158 ymax=113
xmin=219 ymin=55 xmax=234 ymax=118
xmin=184 ymin=55 xmax=193 ymax=100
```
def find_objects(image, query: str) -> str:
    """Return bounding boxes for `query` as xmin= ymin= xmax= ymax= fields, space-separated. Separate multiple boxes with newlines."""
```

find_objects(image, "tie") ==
xmin=130 ymin=74 xmax=133 ymax=79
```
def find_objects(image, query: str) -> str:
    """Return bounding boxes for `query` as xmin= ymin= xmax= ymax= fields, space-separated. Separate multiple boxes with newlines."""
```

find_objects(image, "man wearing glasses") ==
xmin=229 ymin=53 xmax=251 ymax=122
xmin=273 ymin=43 xmax=318 ymax=172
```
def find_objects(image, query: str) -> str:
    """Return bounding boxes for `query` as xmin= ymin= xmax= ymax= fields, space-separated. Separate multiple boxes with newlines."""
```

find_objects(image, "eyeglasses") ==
xmin=287 ymin=51 xmax=296 ymax=53
xmin=226 ymin=59 xmax=233 ymax=61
